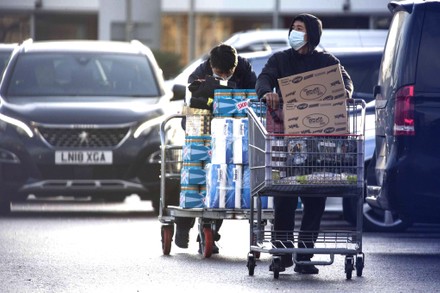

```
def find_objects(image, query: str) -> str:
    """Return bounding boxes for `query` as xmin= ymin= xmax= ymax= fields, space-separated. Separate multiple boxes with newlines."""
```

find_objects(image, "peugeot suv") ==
xmin=0 ymin=39 xmax=172 ymax=214
xmin=366 ymin=0 xmax=440 ymax=231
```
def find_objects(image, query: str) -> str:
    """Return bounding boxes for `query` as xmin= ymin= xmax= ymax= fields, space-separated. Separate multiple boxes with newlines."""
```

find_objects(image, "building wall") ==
xmin=0 ymin=0 xmax=391 ymax=69
xmin=161 ymin=0 xmax=392 ymax=66
xmin=0 ymin=0 xmax=99 ymax=42
xmin=98 ymin=0 xmax=161 ymax=49
xmin=162 ymin=0 xmax=390 ymax=14
xmin=0 ymin=0 xmax=161 ymax=49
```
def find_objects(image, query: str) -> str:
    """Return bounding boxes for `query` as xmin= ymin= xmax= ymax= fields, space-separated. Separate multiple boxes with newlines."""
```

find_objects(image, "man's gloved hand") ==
xmin=189 ymin=96 xmax=214 ymax=111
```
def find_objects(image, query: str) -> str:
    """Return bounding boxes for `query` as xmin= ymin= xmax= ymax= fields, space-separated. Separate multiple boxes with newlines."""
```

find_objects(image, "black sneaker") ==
xmin=294 ymin=264 xmax=319 ymax=274
xmin=174 ymin=230 xmax=190 ymax=249
xmin=269 ymin=254 xmax=293 ymax=272
xmin=212 ymin=243 xmax=219 ymax=254
xmin=269 ymin=263 xmax=286 ymax=272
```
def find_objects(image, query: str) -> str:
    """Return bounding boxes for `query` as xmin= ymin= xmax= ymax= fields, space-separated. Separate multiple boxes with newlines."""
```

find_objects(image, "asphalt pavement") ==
xmin=1 ymin=196 xmax=439 ymax=293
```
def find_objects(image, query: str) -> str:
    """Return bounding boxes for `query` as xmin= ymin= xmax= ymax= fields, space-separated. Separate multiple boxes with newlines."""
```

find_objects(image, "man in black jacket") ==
xmin=189 ymin=44 xmax=256 ymax=89
xmin=175 ymin=44 xmax=256 ymax=253
xmin=256 ymin=14 xmax=353 ymax=274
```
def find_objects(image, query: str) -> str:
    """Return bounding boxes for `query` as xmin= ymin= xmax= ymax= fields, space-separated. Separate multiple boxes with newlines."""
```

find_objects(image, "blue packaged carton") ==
xmin=181 ymin=162 xmax=206 ymax=185
xmin=180 ymin=185 xmax=205 ymax=208
xmin=183 ymin=143 xmax=211 ymax=162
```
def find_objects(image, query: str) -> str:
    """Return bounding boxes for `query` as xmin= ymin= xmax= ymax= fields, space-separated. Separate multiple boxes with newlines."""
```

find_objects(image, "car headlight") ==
xmin=133 ymin=115 xmax=167 ymax=138
xmin=0 ymin=113 xmax=34 ymax=137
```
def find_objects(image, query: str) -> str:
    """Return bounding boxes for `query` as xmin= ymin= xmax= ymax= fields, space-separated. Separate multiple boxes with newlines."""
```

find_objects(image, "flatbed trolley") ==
xmin=158 ymin=113 xmax=274 ymax=258
xmin=246 ymin=99 xmax=366 ymax=279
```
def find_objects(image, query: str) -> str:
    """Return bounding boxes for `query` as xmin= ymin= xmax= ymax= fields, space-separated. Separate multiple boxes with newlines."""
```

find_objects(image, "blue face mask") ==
xmin=289 ymin=30 xmax=307 ymax=51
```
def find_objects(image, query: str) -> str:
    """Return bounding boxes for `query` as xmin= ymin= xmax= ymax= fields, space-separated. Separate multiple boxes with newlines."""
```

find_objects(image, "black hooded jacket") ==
xmin=188 ymin=55 xmax=256 ymax=88
xmin=256 ymin=13 xmax=353 ymax=99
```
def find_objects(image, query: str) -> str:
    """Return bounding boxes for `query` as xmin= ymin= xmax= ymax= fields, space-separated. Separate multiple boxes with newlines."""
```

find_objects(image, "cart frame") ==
xmin=158 ymin=113 xmax=273 ymax=258
xmin=246 ymin=99 xmax=366 ymax=279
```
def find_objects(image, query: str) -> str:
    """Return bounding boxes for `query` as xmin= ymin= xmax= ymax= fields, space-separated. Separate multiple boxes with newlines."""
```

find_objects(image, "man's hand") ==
xmin=264 ymin=92 xmax=281 ymax=110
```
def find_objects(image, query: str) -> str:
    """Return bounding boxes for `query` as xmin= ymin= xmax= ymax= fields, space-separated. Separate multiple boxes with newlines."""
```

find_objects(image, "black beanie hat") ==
xmin=288 ymin=13 xmax=322 ymax=51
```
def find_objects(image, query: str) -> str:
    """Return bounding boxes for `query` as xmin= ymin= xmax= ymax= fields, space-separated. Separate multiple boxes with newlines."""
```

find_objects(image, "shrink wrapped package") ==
xmin=206 ymin=163 xmax=228 ymax=208
xmin=232 ymin=118 xmax=249 ymax=165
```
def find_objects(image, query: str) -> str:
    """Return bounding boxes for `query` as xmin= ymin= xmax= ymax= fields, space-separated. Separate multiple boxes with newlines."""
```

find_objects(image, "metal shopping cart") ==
xmin=158 ymin=110 xmax=274 ymax=258
xmin=246 ymin=99 xmax=366 ymax=279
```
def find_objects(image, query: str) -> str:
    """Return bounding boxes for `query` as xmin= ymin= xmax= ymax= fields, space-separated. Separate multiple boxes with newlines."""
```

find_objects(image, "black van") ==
xmin=366 ymin=0 xmax=440 ymax=232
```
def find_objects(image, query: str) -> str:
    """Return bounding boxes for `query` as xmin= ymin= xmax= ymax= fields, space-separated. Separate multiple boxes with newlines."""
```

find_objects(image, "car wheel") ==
xmin=0 ymin=200 xmax=11 ymax=215
xmin=343 ymin=161 xmax=412 ymax=232
xmin=0 ymin=190 xmax=12 ymax=215
xmin=343 ymin=195 xmax=412 ymax=232
xmin=362 ymin=204 xmax=412 ymax=232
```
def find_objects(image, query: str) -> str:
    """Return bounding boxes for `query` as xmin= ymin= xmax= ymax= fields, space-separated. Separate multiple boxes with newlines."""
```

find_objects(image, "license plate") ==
xmin=55 ymin=151 xmax=113 ymax=165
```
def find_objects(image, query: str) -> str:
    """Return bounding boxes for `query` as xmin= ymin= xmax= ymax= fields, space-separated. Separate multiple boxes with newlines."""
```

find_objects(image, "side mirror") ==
xmin=171 ymin=84 xmax=186 ymax=101
xmin=373 ymin=85 xmax=381 ymax=98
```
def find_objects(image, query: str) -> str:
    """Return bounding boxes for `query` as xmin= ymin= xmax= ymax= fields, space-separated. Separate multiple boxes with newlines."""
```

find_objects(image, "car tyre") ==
xmin=0 ymin=191 xmax=11 ymax=215
xmin=343 ymin=196 xmax=412 ymax=232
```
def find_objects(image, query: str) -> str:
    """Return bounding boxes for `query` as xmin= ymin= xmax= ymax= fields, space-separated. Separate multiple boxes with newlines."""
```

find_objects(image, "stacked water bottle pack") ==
xmin=206 ymin=89 xmax=272 ymax=209
xmin=179 ymin=107 xmax=212 ymax=208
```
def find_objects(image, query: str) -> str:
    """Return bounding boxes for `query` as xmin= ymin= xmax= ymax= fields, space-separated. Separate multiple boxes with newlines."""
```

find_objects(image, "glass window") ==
xmin=416 ymin=8 xmax=440 ymax=92
xmin=378 ymin=11 xmax=408 ymax=100
xmin=0 ymin=51 xmax=12 ymax=74
xmin=6 ymin=53 xmax=160 ymax=97
xmin=342 ymin=54 xmax=382 ymax=94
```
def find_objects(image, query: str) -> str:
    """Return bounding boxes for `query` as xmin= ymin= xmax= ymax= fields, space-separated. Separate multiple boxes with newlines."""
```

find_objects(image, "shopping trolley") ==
xmin=158 ymin=111 xmax=274 ymax=258
xmin=246 ymin=99 xmax=366 ymax=279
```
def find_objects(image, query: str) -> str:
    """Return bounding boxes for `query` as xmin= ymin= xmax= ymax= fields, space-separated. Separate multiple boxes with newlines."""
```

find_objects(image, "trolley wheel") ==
xmin=356 ymin=253 xmax=365 ymax=277
xmin=345 ymin=255 xmax=354 ymax=280
xmin=247 ymin=253 xmax=256 ymax=276
xmin=271 ymin=257 xmax=282 ymax=279
xmin=201 ymin=227 xmax=213 ymax=258
xmin=161 ymin=224 xmax=174 ymax=255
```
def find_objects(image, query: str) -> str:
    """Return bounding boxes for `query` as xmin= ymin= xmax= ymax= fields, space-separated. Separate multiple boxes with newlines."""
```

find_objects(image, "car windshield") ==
xmin=6 ymin=52 xmax=160 ymax=97
xmin=0 ymin=51 xmax=13 ymax=74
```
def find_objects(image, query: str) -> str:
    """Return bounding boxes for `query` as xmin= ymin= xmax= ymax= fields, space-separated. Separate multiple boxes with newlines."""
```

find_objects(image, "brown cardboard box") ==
xmin=278 ymin=64 xmax=346 ymax=103
xmin=283 ymin=100 xmax=348 ymax=134
xmin=278 ymin=64 xmax=348 ymax=134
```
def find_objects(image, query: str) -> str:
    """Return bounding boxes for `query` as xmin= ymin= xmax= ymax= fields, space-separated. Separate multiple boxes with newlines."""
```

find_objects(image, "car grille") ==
xmin=38 ymin=127 xmax=130 ymax=148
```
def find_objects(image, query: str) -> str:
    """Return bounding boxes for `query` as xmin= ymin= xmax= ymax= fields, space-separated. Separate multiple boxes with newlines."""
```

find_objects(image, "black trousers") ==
xmin=273 ymin=195 xmax=327 ymax=260
xmin=175 ymin=217 xmax=223 ymax=240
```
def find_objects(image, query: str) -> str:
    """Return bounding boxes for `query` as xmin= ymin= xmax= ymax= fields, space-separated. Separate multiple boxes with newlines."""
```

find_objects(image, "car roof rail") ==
xmin=388 ymin=0 xmax=414 ymax=14
xmin=21 ymin=38 xmax=33 ymax=46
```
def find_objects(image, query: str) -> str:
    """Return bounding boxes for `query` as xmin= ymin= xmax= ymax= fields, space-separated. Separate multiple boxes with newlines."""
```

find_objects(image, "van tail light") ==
xmin=394 ymin=85 xmax=415 ymax=136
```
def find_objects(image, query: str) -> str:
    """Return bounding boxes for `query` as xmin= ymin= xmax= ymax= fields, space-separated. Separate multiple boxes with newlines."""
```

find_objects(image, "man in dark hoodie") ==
xmin=189 ymin=43 xmax=256 ymax=88
xmin=174 ymin=43 xmax=257 ymax=253
xmin=256 ymin=14 xmax=353 ymax=274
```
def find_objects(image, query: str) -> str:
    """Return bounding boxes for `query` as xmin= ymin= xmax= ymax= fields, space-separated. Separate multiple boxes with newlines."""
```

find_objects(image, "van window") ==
xmin=416 ymin=9 xmax=440 ymax=92
xmin=379 ymin=11 xmax=409 ymax=100
xmin=342 ymin=55 xmax=381 ymax=94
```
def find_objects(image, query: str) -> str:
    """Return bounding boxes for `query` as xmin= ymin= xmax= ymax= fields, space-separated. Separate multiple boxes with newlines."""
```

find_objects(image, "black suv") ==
xmin=366 ymin=0 xmax=440 ymax=231
xmin=0 ymin=39 xmax=172 ymax=214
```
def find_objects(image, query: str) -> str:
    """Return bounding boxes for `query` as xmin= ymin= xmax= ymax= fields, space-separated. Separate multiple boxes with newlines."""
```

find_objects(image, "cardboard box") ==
xmin=278 ymin=64 xmax=348 ymax=134
xmin=283 ymin=100 xmax=348 ymax=134
xmin=278 ymin=64 xmax=346 ymax=103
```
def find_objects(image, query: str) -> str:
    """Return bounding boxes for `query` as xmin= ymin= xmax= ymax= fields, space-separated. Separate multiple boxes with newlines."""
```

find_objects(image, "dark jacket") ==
xmin=256 ymin=13 xmax=353 ymax=99
xmin=188 ymin=56 xmax=257 ymax=89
